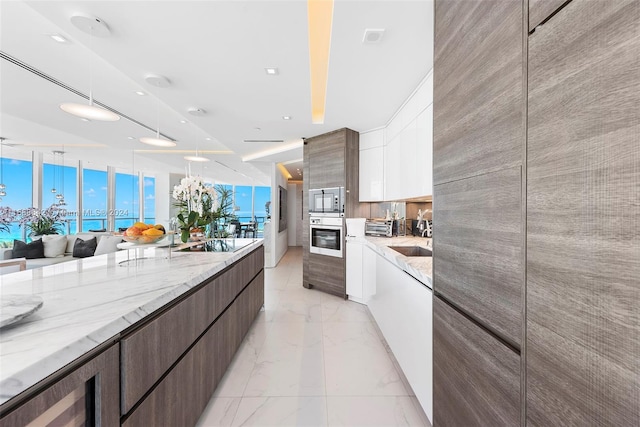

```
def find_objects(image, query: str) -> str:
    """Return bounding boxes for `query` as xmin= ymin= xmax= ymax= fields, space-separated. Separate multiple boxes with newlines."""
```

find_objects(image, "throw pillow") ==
xmin=94 ymin=235 xmax=124 ymax=256
xmin=65 ymin=234 xmax=94 ymax=255
xmin=42 ymin=235 xmax=67 ymax=258
xmin=72 ymin=237 xmax=97 ymax=258
xmin=12 ymin=239 xmax=45 ymax=259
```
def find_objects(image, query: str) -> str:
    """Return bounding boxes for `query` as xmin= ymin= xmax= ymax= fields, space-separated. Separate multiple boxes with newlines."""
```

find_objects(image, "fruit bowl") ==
xmin=121 ymin=234 xmax=166 ymax=244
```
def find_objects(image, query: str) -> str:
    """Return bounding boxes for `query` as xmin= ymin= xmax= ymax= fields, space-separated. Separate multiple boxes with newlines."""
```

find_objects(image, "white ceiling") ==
xmin=0 ymin=0 xmax=433 ymax=186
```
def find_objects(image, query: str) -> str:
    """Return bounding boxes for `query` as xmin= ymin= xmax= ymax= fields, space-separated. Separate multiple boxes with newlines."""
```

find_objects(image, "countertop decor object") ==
xmin=0 ymin=295 xmax=44 ymax=328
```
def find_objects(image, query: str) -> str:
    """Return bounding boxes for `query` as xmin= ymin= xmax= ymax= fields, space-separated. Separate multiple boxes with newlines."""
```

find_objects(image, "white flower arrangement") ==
xmin=172 ymin=176 xmax=218 ymax=217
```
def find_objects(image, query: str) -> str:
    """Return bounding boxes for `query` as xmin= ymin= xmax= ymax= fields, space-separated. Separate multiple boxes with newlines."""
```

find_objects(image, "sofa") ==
xmin=1 ymin=232 xmax=124 ymax=271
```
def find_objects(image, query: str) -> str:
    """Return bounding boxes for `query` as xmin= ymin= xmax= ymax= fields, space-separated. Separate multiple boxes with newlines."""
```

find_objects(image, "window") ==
xmin=0 ymin=157 xmax=33 ymax=247
xmin=82 ymin=168 xmax=108 ymax=232
xmin=143 ymin=176 xmax=155 ymax=224
xmin=234 ymin=186 xmax=253 ymax=223
xmin=115 ymin=173 xmax=139 ymax=230
xmin=43 ymin=163 xmax=77 ymax=234
xmin=253 ymin=186 xmax=271 ymax=234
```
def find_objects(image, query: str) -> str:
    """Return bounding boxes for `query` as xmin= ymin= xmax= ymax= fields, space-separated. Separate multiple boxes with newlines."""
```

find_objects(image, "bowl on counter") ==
xmin=121 ymin=234 xmax=166 ymax=244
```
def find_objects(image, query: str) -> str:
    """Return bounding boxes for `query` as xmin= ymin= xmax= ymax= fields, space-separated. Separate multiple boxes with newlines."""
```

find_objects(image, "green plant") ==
xmin=177 ymin=210 xmax=199 ymax=243
xmin=20 ymin=205 xmax=64 ymax=236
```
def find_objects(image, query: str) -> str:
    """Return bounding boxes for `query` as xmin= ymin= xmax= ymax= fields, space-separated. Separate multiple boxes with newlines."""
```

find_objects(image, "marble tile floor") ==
xmin=196 ymin=247 xmax=430 ymax=427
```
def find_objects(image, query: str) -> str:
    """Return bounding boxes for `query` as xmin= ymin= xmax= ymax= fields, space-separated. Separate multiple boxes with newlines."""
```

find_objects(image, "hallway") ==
xmin=196 ymin=247 xmax=429 ymax=426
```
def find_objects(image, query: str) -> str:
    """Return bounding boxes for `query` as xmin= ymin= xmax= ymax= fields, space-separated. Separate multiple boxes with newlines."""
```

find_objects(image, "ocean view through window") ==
xmin=0 ymin=158 xmax=157 ymax=247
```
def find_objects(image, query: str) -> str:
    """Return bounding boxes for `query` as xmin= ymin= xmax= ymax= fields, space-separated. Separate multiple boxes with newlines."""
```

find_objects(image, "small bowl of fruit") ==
xmin=122 ymin=222 xmax=167 ymax=244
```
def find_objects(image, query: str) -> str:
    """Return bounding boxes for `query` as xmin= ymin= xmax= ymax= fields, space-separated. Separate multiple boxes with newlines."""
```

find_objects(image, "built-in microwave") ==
xmin=308 ymin=187 xmax=345 ymax=217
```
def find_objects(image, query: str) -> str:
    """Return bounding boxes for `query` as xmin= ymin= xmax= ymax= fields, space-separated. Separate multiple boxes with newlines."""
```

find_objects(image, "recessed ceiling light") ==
xmin=80 ymin=117 xmax=91 ymax=122
xmin=265 ymin=68 xmax=279 ymax=75
xmin=180 ymin=120 xmax=188 ymax=124
xmin=134 ymin=90 xmax=146 ymax=96
xmin=188 ymin=108 xmax=207 ymax=117
xmin=127 ymin=136 xmax=135 ymax=140
xmin=282 ymin=116 xmax=292 ymax=120
xmin=254 ymin=127 xmax=261 ymax=131
xmin=363 ymin=29 xmax=385 ymax=44
xmin=205 ymin=137 xmax=212 ymax=141
xmin=49 ymin=34 xmax=68 ymax=43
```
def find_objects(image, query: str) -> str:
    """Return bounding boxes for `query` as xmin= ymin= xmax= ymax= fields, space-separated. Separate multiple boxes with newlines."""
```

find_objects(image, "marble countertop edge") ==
xmin=360 ymin=236 xmax=433 ymax=288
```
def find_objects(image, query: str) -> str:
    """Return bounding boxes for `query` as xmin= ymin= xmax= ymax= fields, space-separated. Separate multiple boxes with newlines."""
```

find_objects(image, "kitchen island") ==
xmin=0 ymin=238 xmax=264 ymax=426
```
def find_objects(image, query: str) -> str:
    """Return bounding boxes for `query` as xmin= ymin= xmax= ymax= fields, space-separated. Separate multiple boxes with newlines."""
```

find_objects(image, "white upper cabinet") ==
xmin=360 ymin=71 xmax=433 ymax=202
xmin=359 ymin=129 xmax=385 ymax=201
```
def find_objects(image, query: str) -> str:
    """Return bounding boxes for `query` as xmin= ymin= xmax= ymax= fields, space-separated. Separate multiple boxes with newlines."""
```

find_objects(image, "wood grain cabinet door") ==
xmin=433 ymin=0 xmax=523 ymax=185
xmin=433 ymin=297 xmax=520 ymax=426
xmin=527 ymin=1 xmax=640 ymax=425
xmin=306 ymin=129 xmax=346 ymax=189
xmin=433 ymin=167 xmax=523 ymax=348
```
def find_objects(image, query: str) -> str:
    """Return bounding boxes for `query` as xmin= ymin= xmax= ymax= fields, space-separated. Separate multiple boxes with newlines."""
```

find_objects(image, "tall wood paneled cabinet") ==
xmin=433 ymin=0 xmax=640 ymax=425
xmin=527 ymin=1 xmax=640 ymax=425
xmin=303 ymin=128 xmax=366 ymax=298
xmin=433 ymin=0 xmax=524 ymax=425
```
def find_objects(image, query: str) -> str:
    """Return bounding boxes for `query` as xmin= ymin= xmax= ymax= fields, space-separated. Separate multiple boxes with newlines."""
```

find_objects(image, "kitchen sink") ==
xmin=388 ymin=246 xmax=432 ymax=257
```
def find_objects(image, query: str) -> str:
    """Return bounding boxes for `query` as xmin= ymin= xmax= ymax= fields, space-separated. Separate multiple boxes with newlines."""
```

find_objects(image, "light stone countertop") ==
xmin=0 ymin=239 xmax=263 ymax=406
xmin=358 ymin=235 xmax=433 ymax=288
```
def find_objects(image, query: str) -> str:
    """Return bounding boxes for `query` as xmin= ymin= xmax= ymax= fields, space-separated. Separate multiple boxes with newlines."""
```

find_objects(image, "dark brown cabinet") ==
xmin=122 ymin=272 xmax=264 ymax=427
xmin=121 ymin=246 xmax=264 ymax=424
xmin=527 ymin=0 xmax=640 ymax=425
xmin=0 ymin=344 xmax=120 ymax=427
xmin=433 ymin=298 xmax=520 ymax=426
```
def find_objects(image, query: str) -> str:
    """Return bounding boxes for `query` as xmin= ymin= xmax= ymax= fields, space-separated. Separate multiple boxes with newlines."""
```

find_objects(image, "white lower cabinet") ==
xmin=346 ymin=240 xmax=365 ymax=303
xmin=367 ymin=254 xmax=433 ymax=423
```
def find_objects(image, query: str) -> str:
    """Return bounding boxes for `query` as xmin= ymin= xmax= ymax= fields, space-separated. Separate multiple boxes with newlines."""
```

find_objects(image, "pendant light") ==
xmin=0 ymin=138 xmax=6 ymax=199
xmin=139 ymin=74 xmax=177 ymax=147
xmin=184 ymin=126 xmax=209 ymax=162
xmin=60 ymin=15 xmax=120 ymax=122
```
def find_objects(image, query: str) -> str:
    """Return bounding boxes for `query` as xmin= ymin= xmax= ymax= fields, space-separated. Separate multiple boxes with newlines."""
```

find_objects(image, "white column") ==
xmin=138 ymin=171 xmax=144 ymax=222
xmin=77 ymin=160 xmax=83 ymax=233
xmin=31 ymin=151 xmax=43 ymax=209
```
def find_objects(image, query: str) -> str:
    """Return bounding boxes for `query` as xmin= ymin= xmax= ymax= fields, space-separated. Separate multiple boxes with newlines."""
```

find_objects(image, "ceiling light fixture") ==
xmin=362 ymin=29 xmax=385 ymax=44
xmin=184 ymin=154 xmax=210 ymax=162
xmin=307 ymin=0 xmax=334 ymax=124
xmin=265 ymin=68 xmax=279 ymax=75
xmin=49 ymin=34 xmax=68 ymax=43
xmin=180 ymin=120 xmax=188 ymax=124
xmin=60 ymin=16 xmax=120 ymax=122
xmin=188 ymin=108 xmax=207 ymax=117
xmin=184 ymin=125 xmax=209 ymax=162
xmin=282 ymin=116 xmax=292 ymax=120
xmin=140 ymin=74 xmax=177 ymax=147
xmin=135 ymin=90 xmax=146 ymax=96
